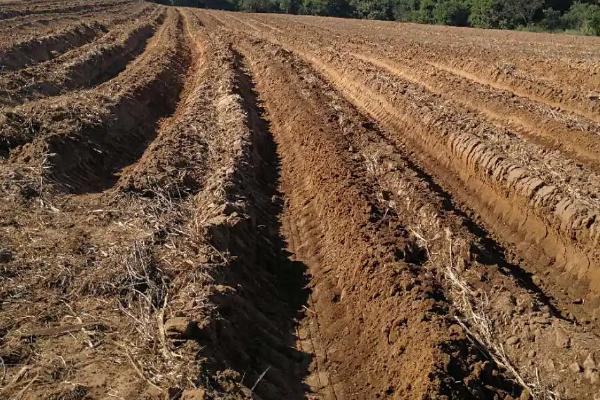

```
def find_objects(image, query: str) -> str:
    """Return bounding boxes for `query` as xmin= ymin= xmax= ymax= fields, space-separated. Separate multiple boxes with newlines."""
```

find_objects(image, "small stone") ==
xmin=495 ymin=294 xmax=516 ymax=315
xmin=573 ymin=298 xmax=584 ymax=304
xmin=539 ymin=305 xmax=551 ymax=314
xmin=528 ymin=350 xmax=536 ymax=358
xmin=181 ymin=389 xmax=206 ymax=400
xmin=570 ymin=362 xmax=582 ymax=373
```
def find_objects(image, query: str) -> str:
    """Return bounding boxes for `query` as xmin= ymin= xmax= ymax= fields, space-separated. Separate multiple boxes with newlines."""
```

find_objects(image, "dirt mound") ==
xmin=0 ymin=5 xmax=163 ymax=106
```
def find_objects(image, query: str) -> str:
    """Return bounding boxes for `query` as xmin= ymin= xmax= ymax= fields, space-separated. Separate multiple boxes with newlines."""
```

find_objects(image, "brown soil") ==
xmin=0 ymin=0 xmax=148 ymax=71
xmin=1 ymin=4 xmax=600 ymax=400
xmin=0 ymin=1 xmax=147 ymax=36
xmin=0 ymin=0 xmax=132 ymax=20
xmin=0 ymin=5 xmax=164 ymax=106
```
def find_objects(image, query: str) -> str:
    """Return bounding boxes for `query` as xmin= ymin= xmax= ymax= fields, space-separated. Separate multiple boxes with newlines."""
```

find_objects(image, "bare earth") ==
xmin=1 ymin=2 xmax=600 ymax=399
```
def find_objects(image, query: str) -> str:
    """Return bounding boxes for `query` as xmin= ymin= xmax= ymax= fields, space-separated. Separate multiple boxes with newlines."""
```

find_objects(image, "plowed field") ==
xmin=1 ymin=2 xmax=600 ymax=399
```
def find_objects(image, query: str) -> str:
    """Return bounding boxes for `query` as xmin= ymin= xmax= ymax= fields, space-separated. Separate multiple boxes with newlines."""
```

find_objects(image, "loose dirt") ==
xmin=1 ymin=3 xmax=600 ymax=400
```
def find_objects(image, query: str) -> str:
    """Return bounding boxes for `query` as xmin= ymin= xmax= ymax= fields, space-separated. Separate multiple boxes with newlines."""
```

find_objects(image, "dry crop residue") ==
xmin=1 ymin=3 xmax=600 ymax=400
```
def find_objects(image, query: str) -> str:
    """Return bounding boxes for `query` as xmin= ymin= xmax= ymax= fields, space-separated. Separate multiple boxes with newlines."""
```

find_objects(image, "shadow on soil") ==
xmin=196 ymin=50 xmax=312 ymax=399
xmin=48 ymin=17 xmax=189 ymax=194
xmin=369 ymin=128 xmax=568 ymax=321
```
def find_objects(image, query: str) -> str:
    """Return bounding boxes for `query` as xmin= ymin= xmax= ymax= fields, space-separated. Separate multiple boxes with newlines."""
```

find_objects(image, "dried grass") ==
xmin=420 ymin=225 xmax=560 ymax=400
xmin=358 ymin=125 xmax=561 ymax=399
xmin=0 ymin=30 xmax=254 ymax=398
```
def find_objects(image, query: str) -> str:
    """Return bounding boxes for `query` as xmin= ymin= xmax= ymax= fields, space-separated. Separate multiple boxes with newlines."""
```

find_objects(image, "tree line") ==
xmin=156 ymin=0 xmax=600 ymax=35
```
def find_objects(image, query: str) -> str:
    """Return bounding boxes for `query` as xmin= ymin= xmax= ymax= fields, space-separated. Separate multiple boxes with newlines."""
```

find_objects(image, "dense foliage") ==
xmin=160 ymin=0 xmax=600 ymax=35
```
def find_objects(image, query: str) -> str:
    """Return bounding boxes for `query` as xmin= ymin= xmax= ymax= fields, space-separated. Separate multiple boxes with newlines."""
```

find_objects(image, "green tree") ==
xmin=469 ymin=0 xmax=495 ymax=27
xmin=301 ymin=0 xmax=353 ymax=16
xmin=159 ymin=0 xmax=599 ymax=34
xmin=503 ymin=0 xmax=544 ymax=26
xmin=352 ymin=0 xmax=395 ymax=19
xmin=540 ymin=7 xmax=562 ymax=29
xmin=416 ymin=0 xmax=437 ymax=22
xmin=562 ymin=2 xmax=600 ymax=33
xmin=591 ymin=9 xmax=600 ymax=35
xmin=173 ymin=0 xmax=200 ymax=5
xmin=280 ymin=0 xmax=300 ymax=13
xmin=468 ymin=0 xmax=543 ymax=28
xmin=327 ymin=0 xmax=355 ymax=16
xmin=202 ymin=0 xmax=238 ymax=10
xmin=543 ymin=0 xmax=572 ymax=12
xmin=391 ymin=0 xmax=419 ymax=21
xmin=433 ymin=0 xmax=470 ymax=25
xmin=239 ymin=0 xmax=280 ymax=12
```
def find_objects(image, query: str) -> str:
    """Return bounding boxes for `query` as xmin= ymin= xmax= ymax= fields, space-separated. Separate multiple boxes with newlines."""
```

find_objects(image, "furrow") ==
xmin=249 ymin=33 xmax=600 ymax=399
xmin=0 ymin=12 xmax=89 ymax=34
xmin=429 ymin=60 xmax=600 ymax=126
xmin=0 ymin=1 xmax=155 ymax=71
xmin=336 ymin=53 xmax=600 ymax=283
xmin=0 ymin=13 xmax=297 ymax=398
xmin=256 ymin=14 xmax=600 ymax=101
xmin=1 ymin=7 xmax=599 ymax=400
xmin=218 ymin=17 xmax=600 ymax=311
xmin=230 ymin=30 xmax=521 ymax=400
xmin=139 ymin=22 xmax=311 ymax=398
xmin=0 ymin=0 xmax=142 ymax=34
xmin=117 ymin=9 xmax=212 ymax=196
xmin=352 ymin=53 xmax=600 ymax=173
xmin=0 ymin=7 xmax=164 ymax=106
xmin=0 ymin=0 xmax=132 ymax=20
xmin=0 ymin=20 xmax=108 ymax=71
xmin=0 ymin=9 xmax=188 ymax=193
xmin=248 ymin=14 xmax=600 ymax=124
xmin=348 ymin=52 xmax=597 ymax=293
